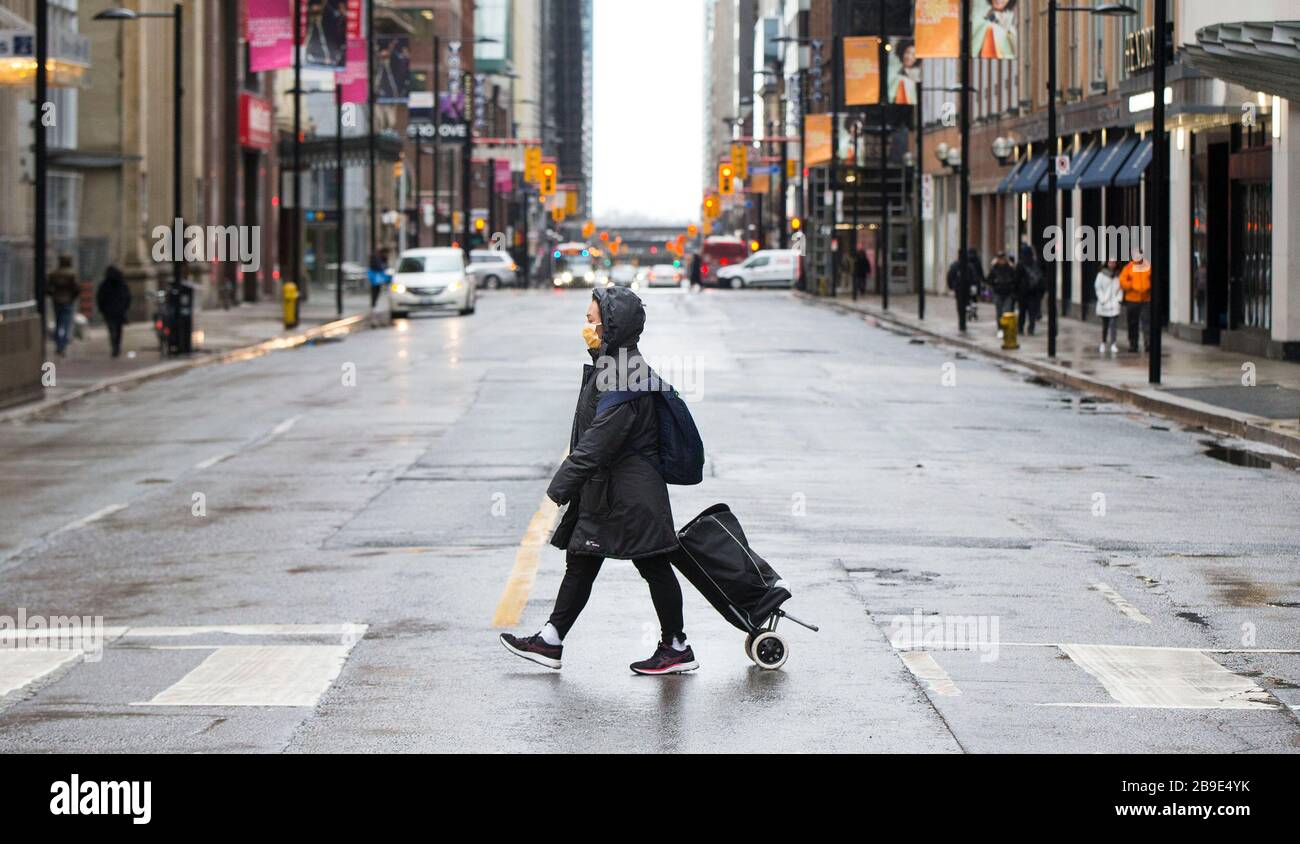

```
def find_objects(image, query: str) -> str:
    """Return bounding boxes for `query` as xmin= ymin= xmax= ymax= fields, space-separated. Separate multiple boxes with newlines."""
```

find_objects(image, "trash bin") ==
xmin=166 ymin=282 xmax=195 ymax=356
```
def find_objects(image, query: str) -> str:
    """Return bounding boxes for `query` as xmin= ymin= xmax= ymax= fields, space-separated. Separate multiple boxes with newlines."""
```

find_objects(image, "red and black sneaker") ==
xmin=630 ymin=641 xmax=699 ymax=675
xmin=499 ymin=633 xmax=562 ymax=670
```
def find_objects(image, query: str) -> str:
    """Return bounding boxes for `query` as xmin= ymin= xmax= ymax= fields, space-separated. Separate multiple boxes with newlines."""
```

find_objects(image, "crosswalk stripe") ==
xmin=136 ymin=645 xmax=354 ymax=707
xmin=0 ymin=649 xmax=84 ymax=698
xmin=900 ymin=651 xmax=962 ymax=696
xmin=1059 ymin=643 xmax=1277 ymax=709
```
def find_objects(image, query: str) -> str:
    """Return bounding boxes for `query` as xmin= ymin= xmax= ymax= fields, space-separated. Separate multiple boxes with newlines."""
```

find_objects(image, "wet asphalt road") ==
xmin=1 ymin=286 xmax=1298 ymax=753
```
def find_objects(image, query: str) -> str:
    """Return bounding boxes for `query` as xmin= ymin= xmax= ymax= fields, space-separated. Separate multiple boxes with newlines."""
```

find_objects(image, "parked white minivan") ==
xmin=715 ymin=249 xmax=800 ymax=289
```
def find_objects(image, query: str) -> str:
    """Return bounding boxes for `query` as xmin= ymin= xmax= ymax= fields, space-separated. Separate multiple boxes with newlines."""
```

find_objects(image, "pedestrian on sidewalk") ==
xmin=853 ymin=247 xmax=870 ymax=297
xmin=689 ymin=251 xmax=702 ymax=289
xmin=95 ymin=265 xmax=132 ymax=358
xmin=48 ymin=254 xmax=80 ymax=357
xmin=988 ymin=251 xmax=1016 ymax=338
xmin=1014 ymin=243 xmax=1043 ymax=336
xmin=367 ymin=251 xmax=389 ymax=309
xmin=1119 ymin=250 xmax=1152 ymax=353
xmin=500 ymin=286 xmax=697 ymax=676
xmin=1094 ymin=259 xmax=1122 ymax=356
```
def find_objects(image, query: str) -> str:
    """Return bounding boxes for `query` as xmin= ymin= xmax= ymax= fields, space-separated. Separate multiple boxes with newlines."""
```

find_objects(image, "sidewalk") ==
xmin=2 ymin=289 xmax=373 ymax=422
xmin=800 ymin=290 xmax=1300 ymax=456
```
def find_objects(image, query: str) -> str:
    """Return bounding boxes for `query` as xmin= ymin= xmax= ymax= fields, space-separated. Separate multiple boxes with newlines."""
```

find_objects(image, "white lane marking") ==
xmin=193 ymin=416 xmax=300 ymax=472
xmin=0 ymin=649 xmax=84 ymax=698
xmin=194 ymin=452 xmax=235 ymax=470
xmin=892 ymin=641 xmax=1300 ymax=654
xmin=1091 ymin=582 xmax=1152 ymax=624
xmin=136 ymin=644 xmax=353 ymax=707
xmin=900 ymin=651 xmax=962 ymax=696
xmin=0 ymin=504 xmax=129 ymax=569
xmin=49 ymin=504 xmax=128 ymax=539
xmin=1059 ymin=644 xmax=1277 ymax=710
xmin=122 ymin=623 xmax=365 ymax=642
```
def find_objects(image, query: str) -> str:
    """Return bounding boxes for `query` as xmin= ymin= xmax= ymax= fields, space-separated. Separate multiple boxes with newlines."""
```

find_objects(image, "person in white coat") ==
xmin=1094 ymin=259 xmax=1122 ymax=355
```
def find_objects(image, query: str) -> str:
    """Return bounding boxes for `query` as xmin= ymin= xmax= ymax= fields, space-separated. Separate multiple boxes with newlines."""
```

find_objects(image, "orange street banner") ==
xmin=805 ymin=114 xmax=832 ymax=167
xmin=914 ymin=0 xmax=960 ymax=59
xmin=842 ymin=37 xmax=880 ymax=106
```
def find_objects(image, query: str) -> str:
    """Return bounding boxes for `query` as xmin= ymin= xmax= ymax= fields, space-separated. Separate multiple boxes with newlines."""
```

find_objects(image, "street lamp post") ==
xmin=1048 ymin=4 xmax=1136 ymax=358
xmin=915 ymin=76 xmax=923 ymax=320
xmin=1150 ymin=0 xmax=1167 ymax=384
xmin=34 ymin=0 xmax=47 ymax=360
xmin=95 ymin=4 xmax=185 ymax=353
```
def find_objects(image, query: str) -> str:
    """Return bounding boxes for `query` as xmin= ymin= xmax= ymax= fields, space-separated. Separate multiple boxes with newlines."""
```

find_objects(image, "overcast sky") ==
xmin=592 ymin=0 xmax=704 ymax=225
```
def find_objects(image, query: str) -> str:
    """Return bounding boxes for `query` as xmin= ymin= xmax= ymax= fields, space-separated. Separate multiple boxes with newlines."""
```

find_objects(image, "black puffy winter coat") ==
xmin=548 ymin=287 xmax=678 ymax=560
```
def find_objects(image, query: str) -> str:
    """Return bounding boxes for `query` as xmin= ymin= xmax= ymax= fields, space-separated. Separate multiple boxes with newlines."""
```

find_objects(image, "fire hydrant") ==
xmin=999 ymin=310 xmax=1019 ymax=349
xmin=282 ymin=281 xmax=300 ymax=329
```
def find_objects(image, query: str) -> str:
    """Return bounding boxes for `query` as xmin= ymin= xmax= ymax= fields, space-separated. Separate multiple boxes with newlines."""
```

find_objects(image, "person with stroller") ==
xmin=988 ymin=251 xmax=1016 ymax=338
xmin=500 ymin=287 xmax=697 ymax=675
xmin=1014 ymin=242 xmax=1044 ymax=336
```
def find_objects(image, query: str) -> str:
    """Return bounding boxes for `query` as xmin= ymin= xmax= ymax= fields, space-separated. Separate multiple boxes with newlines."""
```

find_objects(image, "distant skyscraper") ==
xmin=542 ymin=0 xmax=592 ymax=219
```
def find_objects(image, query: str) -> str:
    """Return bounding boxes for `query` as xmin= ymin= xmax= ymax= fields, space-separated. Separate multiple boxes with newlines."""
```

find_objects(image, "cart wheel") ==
xmin=744 ymin=633 xmax=756 ymax=664
xmin=749 ymin=631 xmax=788 ymax=670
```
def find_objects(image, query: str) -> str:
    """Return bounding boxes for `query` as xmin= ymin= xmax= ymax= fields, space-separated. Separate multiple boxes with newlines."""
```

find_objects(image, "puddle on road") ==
xmin=1199 ymin=439 xmax=1300 ymax=471
xmin=1175 ymin=610 xmax=1210 ymax=628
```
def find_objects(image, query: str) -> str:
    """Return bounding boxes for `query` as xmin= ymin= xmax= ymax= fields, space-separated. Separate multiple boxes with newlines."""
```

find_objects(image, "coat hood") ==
xmin=593 ymin=286 xmax=645 ymax=351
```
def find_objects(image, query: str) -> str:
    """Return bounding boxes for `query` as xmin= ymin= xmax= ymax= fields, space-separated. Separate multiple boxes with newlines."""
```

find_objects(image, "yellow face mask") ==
xmin=582 ymin=323 xmax=602 ymax=350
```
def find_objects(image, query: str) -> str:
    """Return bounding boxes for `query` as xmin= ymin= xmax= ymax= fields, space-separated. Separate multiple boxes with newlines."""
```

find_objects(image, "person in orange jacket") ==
xmin=1118 ymin=249 xmax=1152 ymax=353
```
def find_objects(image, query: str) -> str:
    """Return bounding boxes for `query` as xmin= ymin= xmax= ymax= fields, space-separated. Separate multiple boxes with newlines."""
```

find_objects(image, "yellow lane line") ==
xmin=492 ymin=465 xmax=565 ymax=628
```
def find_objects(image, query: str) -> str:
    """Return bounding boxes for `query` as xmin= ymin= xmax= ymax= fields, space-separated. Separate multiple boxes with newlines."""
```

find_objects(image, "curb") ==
xmin=0 ymin=313 xmax=371 ymax=425
xmin=797 ymin=291 xmax=1300 ymax=459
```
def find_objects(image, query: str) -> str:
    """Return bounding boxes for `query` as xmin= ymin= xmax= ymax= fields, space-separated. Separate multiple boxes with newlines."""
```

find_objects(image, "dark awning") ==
xmin=1076 ymin=133 xmax=1138 ymax=190
xmin=1056 ymin=139 xmax=1100 ymax=191
xmin=1007 ymin=152 xmax=1048 ymax=194
xmin=1112 ymin=136 xmax=1154 ymax=188
xmin=995 ymin=156 xmax=1027 ymax=194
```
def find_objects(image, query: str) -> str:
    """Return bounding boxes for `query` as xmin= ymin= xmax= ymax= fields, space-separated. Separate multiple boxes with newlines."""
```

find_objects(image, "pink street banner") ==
xmin=494 ymin=159 xmax=512 ymax=194
xmin=246 ymin=0 xmax=293 ymax=73
xmin=337 ymin=37 xmax=368 ymax=104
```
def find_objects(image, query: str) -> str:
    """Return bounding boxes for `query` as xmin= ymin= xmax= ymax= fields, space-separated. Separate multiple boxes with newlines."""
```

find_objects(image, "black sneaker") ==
xmin=499 ymin=633 xmax=562 ymax=670
xmin=630 ymin=641 xmax=699 ymax=675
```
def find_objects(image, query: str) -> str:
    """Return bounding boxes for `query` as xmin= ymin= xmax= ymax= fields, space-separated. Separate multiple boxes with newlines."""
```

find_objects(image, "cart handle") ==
xmin=779 ymin=609 xmax=819 ymax=632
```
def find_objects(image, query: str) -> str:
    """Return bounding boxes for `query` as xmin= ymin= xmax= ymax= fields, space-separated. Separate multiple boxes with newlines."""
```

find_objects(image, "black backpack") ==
xmin=597 ymin=379 xmax=705 ymax=485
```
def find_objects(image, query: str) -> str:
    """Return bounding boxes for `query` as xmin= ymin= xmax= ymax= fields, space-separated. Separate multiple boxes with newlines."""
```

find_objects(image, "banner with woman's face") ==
xmin=886 ymin=38 xmax=921 ymax=105
xmin=971 ymin=0 xmax=1018 ymax=60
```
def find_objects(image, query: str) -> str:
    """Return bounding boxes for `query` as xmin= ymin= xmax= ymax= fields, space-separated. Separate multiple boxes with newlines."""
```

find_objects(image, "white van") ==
xmin=715 ymin=249 xmax=800 ymax=289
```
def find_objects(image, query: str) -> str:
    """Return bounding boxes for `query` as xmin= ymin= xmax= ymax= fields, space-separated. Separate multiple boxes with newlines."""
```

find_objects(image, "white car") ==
xmin=390 ymin=247 xmax=476 ymax=317
xmin=716 ymin=249 xmax=799 ymax=289
xmin=466 ymin=250 xmax=519 ymax=289
xmin=609 ymin=264 xmax=637 ymax=287
xmin=645 ymin=263 xmax=684 ymax=288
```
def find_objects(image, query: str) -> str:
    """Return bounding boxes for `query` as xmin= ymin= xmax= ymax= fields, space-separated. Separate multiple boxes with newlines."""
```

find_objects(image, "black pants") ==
xmin=1019 ymin=299 xmax=1039 ymax=335
xmin=1125 ymin=301 xmax=1150 ymax=352
xmin=369 ymin=284 xmax=383 ymax=308
xmin=547 ymin=551 xmax=684 ymax=643
xmin=105 ymin=319 xmax=124 ymax=357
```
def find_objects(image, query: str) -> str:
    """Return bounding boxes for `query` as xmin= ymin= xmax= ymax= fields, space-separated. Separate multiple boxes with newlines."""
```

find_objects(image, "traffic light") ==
xmin=730 ymin=143 xmax=748 ymax=179
xmin=582 ymin=219 xmax=596 ymax=240
xmin=687 ymin=224 xmax=698 ymax=238
xmin=540 ymin=163 xmax=557 ymax=196
xmin=599 ymin=231 xmax=610 ymax=242
xmin=703 ymin=195 xmax=719 ymax=218
xmin=750 ymin=239 xmax=760 ymax=252
xmin=718 ymin=163 xmax=735 ymax=196
xmin=790 ymin=216 xmax=801 ymax=231
xmin=551 ymin=206 xmax=565 ymax=223
xmin=474 ymin=218 xmax=486 ymax=232
xmin=786 ymin=158 xmax=796 ymax=179
xmin=524 ymin=147 xmax=542 ymax=184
